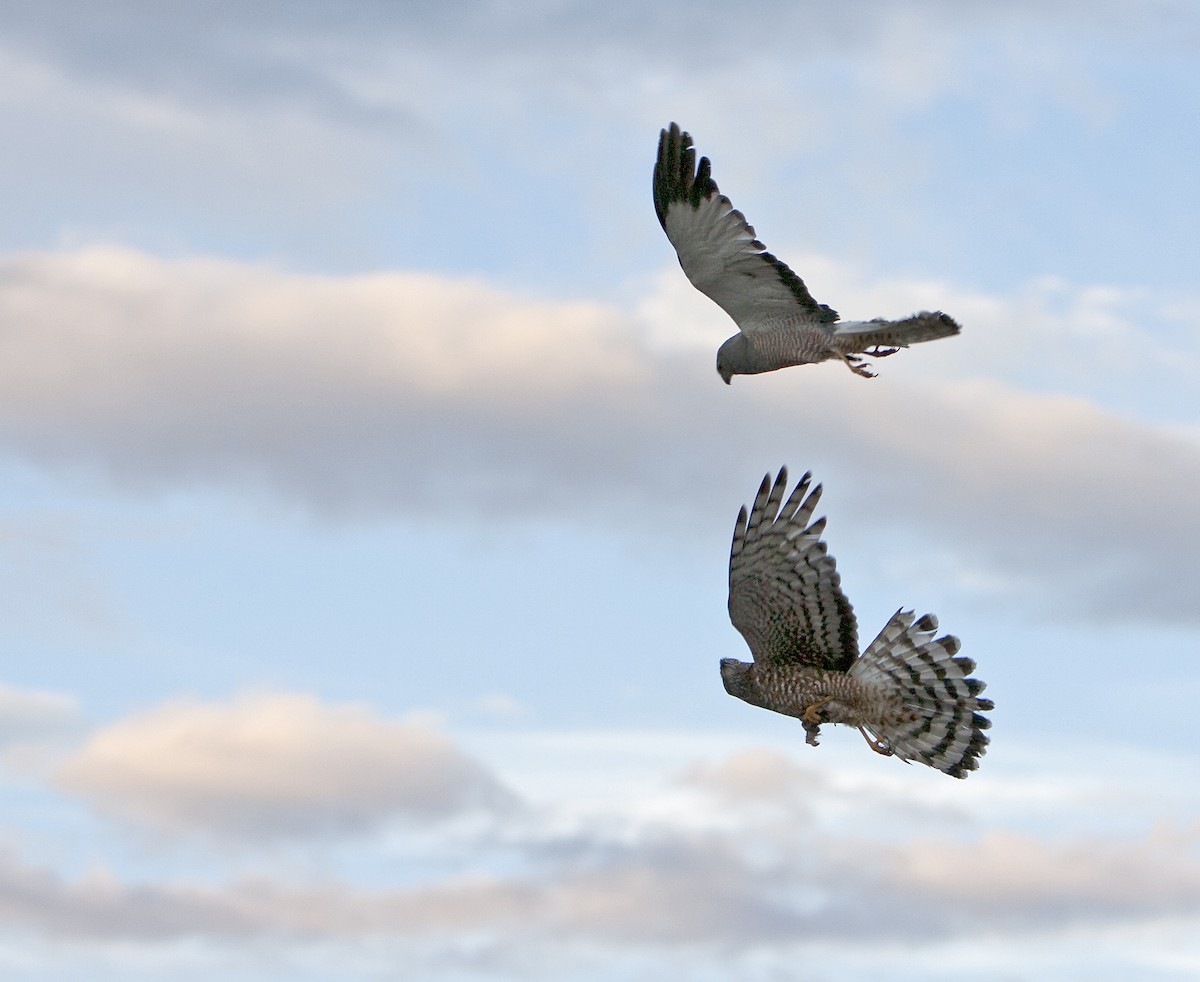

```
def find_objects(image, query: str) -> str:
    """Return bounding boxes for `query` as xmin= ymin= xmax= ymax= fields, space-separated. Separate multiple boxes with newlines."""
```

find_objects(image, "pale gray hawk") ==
xmin=721 ymin=467 xmax=993 ymax=777
xmin=654 ymin=122 xmax=961 ymax=383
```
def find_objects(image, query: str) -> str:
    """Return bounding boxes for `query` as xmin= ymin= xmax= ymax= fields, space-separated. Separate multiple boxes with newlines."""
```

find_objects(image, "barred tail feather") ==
xmin=849 ymin=609 xmax=992 ymax=778
xmin=833 ymin=311 xmax=961 ymax=347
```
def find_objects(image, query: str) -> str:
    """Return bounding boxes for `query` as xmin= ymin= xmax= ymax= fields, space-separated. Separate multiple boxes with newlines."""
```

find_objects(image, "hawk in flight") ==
xmin=722 ymin=468 xmax=992 ymax=777
xmin=654 ymin=122 xmax=961 ymax=382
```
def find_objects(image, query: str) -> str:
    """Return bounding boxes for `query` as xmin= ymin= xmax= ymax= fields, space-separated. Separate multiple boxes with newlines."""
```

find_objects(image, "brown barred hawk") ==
xmin=721 ymin=468 xmax=993 ymax=777
xmin=654 ymin=122 xmax=960 ymax=383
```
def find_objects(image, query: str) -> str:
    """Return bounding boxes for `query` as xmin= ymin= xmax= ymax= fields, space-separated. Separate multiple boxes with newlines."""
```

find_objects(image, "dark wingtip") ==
xmin=653 ymin=121 xmax=719 ymax=230
xmin=938 ymin=312 xmax=962 ymax=334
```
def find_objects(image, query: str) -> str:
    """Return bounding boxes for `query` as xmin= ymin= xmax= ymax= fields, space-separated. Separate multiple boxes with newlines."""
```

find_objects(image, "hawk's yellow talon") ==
xmin=858 ymin=726 xmax=894 ymax=756
xmin=802 ymin=695 xmax=833 ymax=726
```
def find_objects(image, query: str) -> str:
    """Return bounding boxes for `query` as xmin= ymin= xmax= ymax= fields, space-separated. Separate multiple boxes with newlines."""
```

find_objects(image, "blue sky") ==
xmin=1 ymin=2 xmax=1199 ymax=979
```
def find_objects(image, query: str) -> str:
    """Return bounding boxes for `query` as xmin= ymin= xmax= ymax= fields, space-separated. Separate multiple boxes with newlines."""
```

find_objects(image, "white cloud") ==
xmin=54 ymin=692 xmax=515 ymax=838
xmin=1 ymin=246 xmax=1198 ymax=624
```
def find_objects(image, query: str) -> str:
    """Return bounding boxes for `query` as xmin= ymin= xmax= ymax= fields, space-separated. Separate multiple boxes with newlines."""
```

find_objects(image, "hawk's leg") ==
xmin=865 ymin=345 xmax=900 ymax=358
xmin=857 ymin=726 xmax=894 ymax=757
xmin=802 ymin=695 xmax=833 ymax=726
xmin=837 ymin=352 xmax=877 ymax=379
xmin=801 ymin=695 xmax=833 ymax=747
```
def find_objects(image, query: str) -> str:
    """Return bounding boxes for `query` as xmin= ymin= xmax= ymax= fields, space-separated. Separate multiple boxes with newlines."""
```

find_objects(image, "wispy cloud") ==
xmin=0 ymin=681 xmax=80 ymax=747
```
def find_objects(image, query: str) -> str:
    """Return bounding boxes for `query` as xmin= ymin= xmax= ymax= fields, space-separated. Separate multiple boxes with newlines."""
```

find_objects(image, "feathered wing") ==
xmin=654 ymin=122 xmax=838 ymax=330
xmin=728 ymin=467 xmax=858 ymax=671
xmin=849 ymin=610 xmax=994 ymax=778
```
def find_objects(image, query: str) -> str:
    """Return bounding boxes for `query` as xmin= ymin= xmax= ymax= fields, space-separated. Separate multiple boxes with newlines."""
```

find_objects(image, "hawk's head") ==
xmin=715 ymin=336 xmax=739 ymax=384
xmin=719 ymin=658 xmax=755 ymax=701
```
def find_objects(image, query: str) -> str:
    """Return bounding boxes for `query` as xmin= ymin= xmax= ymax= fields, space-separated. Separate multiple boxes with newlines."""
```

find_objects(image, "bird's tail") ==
xmin=849 ymin=609 xmax=992 ymax=778
xmin=833 ymin=311 xmax=961 ymax=348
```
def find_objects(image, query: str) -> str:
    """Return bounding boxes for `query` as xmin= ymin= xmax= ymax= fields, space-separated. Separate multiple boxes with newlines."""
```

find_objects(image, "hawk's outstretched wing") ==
xmin=653 ymin=122 xmax=838 ymax=331
xmin=728 ymin=467 xmax=859 ymax=671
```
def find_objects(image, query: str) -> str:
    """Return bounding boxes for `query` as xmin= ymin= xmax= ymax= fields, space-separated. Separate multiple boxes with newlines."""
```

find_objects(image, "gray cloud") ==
xmin=1 ymin=246 xmax=1197 ymax=625
xmin=0 ymin=2 xmax=420 ymax=126
xmin=2 ymin=0 xmax=1192 ymax=286
xmin=55 ymin=692 xmax=516 ymax=838
xmin=1 ymin=1 xmax=1173 ymax=108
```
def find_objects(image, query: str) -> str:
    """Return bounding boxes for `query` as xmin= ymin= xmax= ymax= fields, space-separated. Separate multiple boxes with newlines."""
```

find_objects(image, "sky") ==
xmin=1 ymin=1 xmax=1199 ymax=978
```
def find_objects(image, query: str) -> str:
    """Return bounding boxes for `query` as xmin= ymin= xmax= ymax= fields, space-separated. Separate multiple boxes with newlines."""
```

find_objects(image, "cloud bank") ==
xmin=7 ymin=731 xmax=1200 ymax=980
xmin=1 ymin=246 xmax=1197 ymax=624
